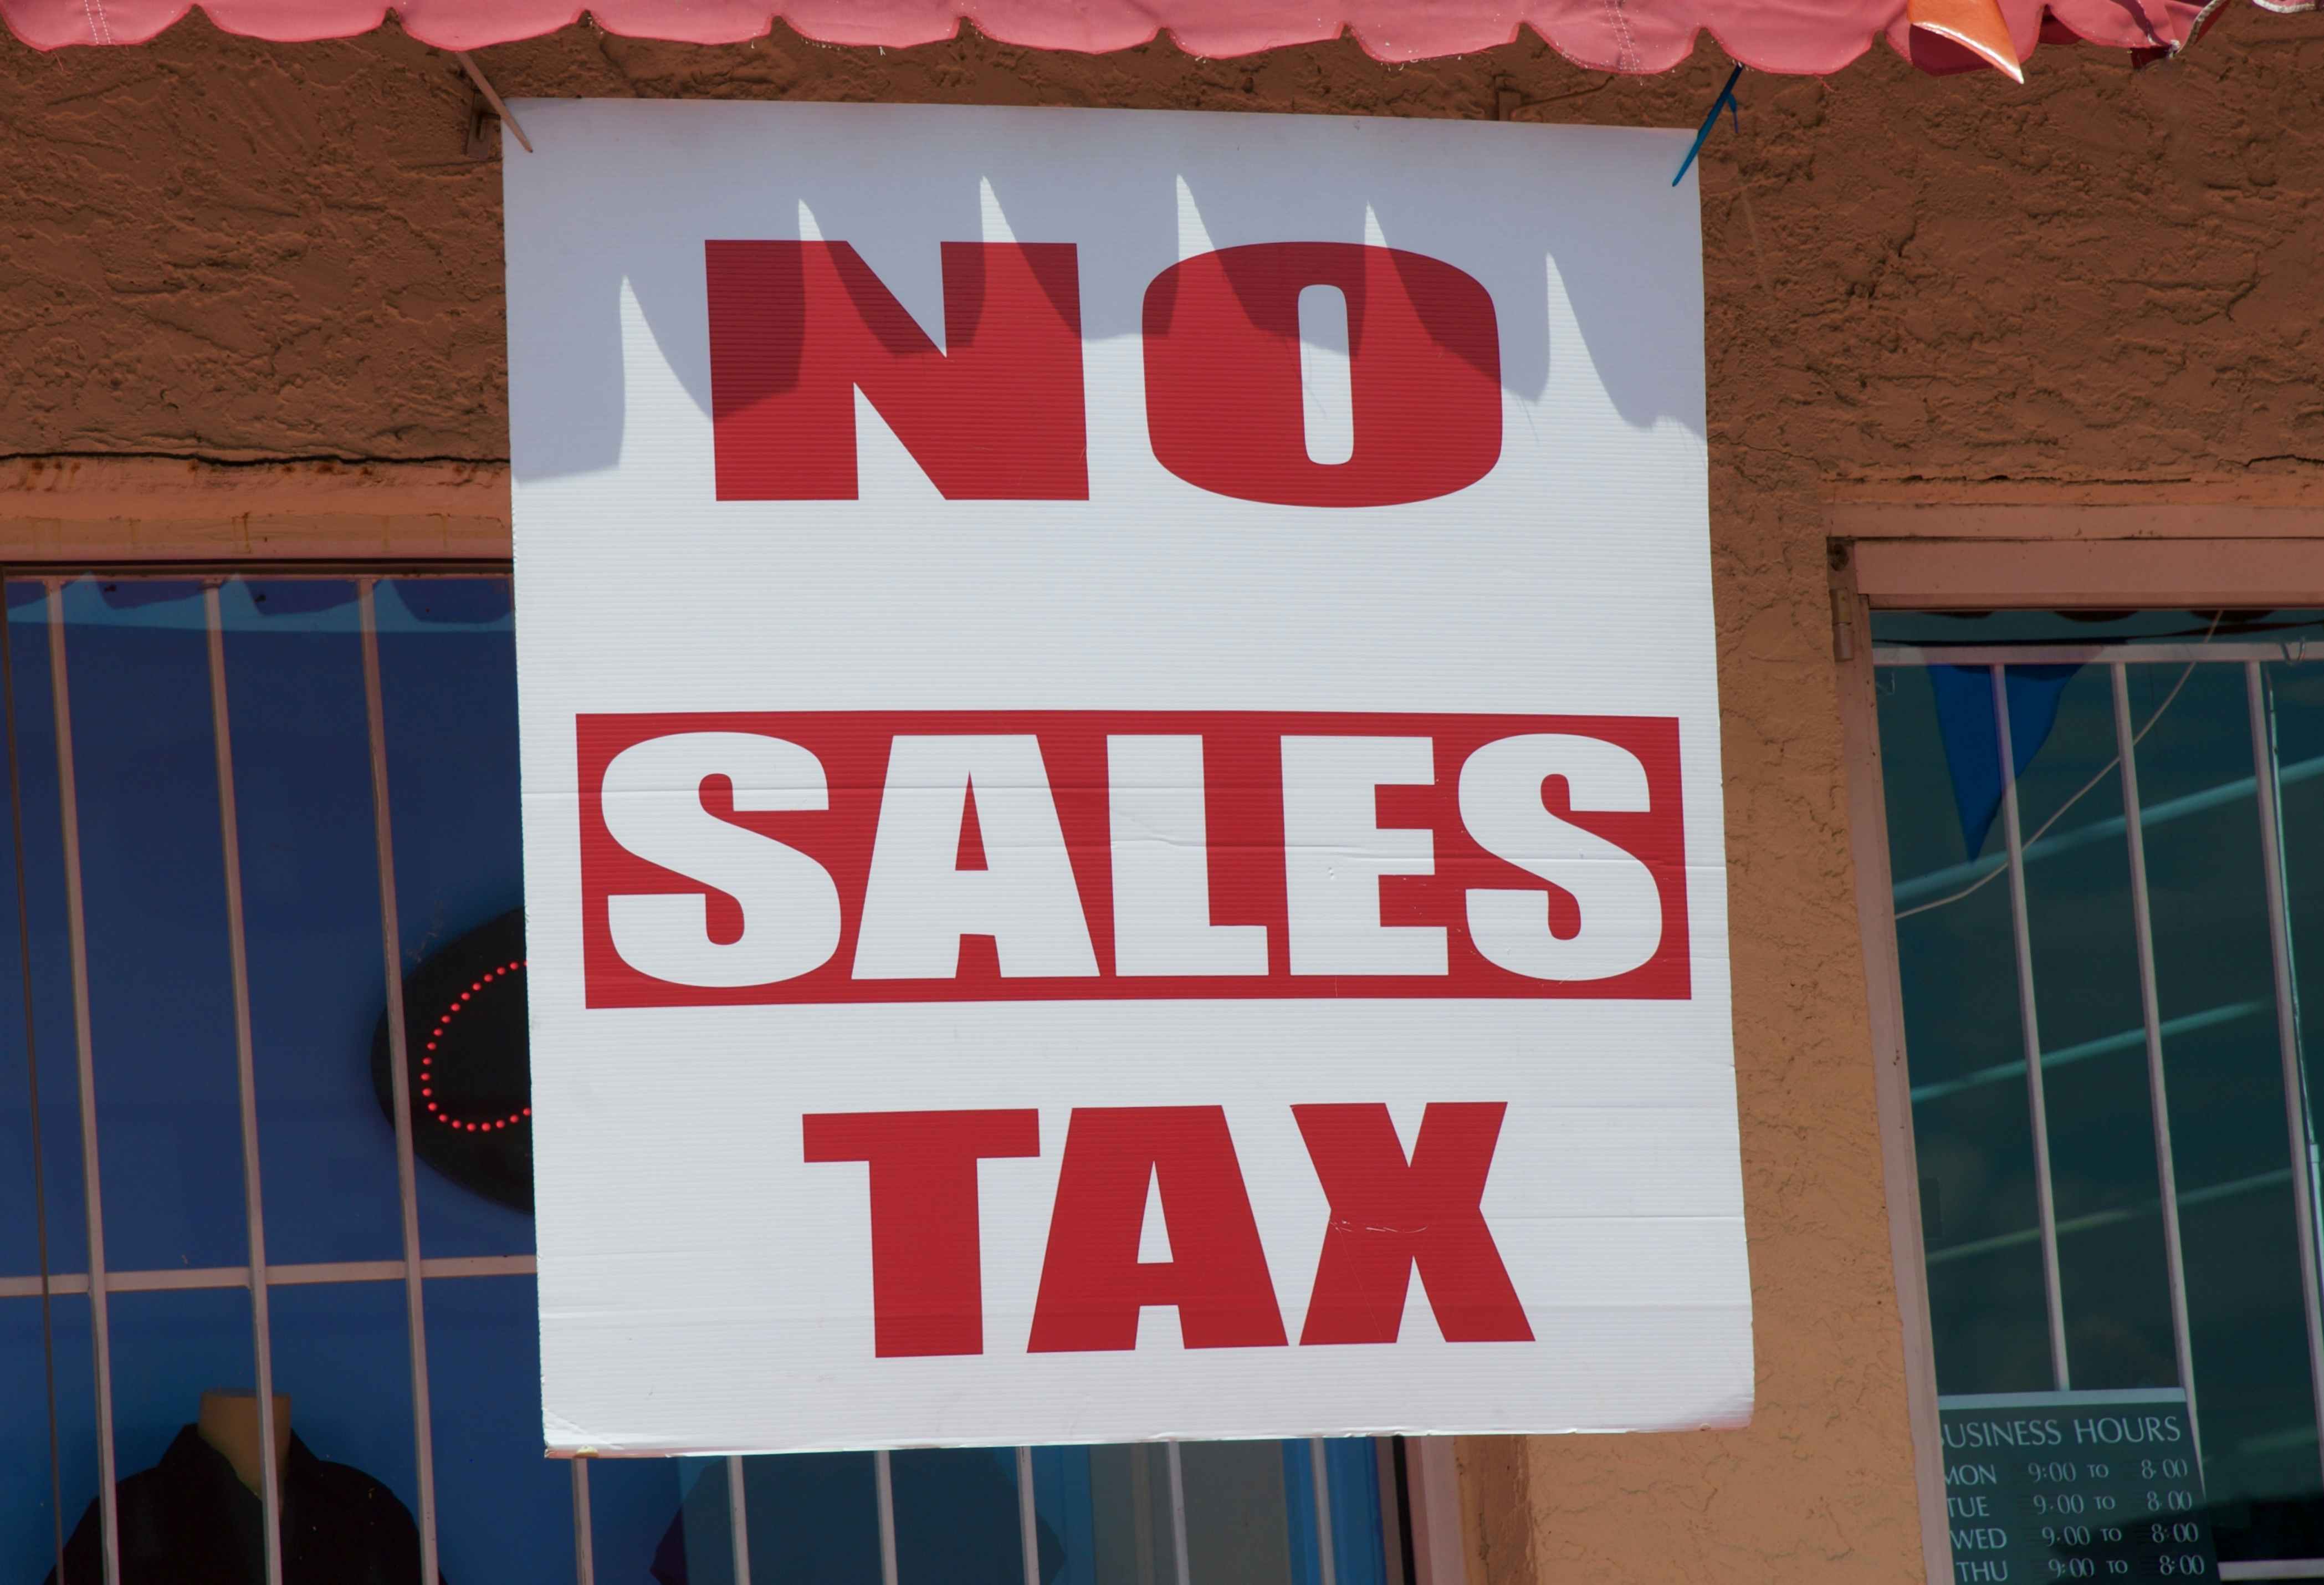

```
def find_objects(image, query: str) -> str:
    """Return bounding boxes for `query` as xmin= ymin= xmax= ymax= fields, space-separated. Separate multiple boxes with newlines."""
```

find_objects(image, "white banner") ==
xmin=505 ymin=100 xmax=1746 ymax=1454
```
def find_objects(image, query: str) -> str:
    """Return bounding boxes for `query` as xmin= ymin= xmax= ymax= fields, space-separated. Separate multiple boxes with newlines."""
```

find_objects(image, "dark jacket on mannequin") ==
xmin=47 ymin=1425 xmax=442 ymax=1585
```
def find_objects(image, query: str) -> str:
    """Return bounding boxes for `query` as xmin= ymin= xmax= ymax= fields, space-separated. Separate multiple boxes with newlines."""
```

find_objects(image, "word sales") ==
xmin=577 ymin=709 xmax=1691 ymax=1006
xmin=805 ymin=1102 xmax=1531 ymax=1357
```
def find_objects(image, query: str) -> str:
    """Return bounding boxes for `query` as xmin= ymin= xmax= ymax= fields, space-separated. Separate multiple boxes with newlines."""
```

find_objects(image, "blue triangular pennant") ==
xmin=1928 ymin=663 xmax=2081 ymax=860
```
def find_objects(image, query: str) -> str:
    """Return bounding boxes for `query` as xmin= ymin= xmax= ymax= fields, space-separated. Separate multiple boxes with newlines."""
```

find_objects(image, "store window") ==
xmin=1875 ymin=609 xmax=2324 ymax=1581
xmin=0 ymin=575 xmax=1404 ymax=1585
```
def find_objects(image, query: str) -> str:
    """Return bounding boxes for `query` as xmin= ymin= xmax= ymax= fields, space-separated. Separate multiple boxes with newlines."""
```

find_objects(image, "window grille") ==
xmin=0 ymin=574 xmax=1406 ymax=1585
xmin=1875 ymin=611 xmax=2324 ymax=1581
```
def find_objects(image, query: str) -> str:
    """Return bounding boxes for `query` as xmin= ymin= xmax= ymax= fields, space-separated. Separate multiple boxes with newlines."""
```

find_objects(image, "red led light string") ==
xmin=420 ymin=959 xmax=531 ymax=1131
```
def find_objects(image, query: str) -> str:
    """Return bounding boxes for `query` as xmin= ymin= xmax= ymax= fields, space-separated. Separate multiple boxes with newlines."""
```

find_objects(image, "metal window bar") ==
xmin=1924 ymin=1165 xmax=2292 ymax=1267
xmin=1875 ymin=642 xmax=2324 ymax=667
xmin=2245 ymin=660 xmax=2324 ymax=1494
xmin=204 ymin=585 xmax=286 ymax=1585
xmin=1016 ymin=1446 xmax=1040 ymax=1585
xmin=4 ymin=575 xmax=68 ymax=1585
xmin=1166 ymin=1442 xmax=1191 ymax=1585
xmin=1993 ymin=663 xmax=2071 ymax=1390
xmin=1893 ymin=756 xmax=2324 ymax=912
xmin=359 ymin=578 xmax=443 ymax=1585
xmin=49 ymin=579 xmax=122 ymax=1585
xmin=0 ymin=1254 xmax=533 ymax=1298
xmin=876 ymin=1448 xmax=900 ymax=1585
xmin=1129 ymin=1446 xmax=1158 ymax=1585
xmin=729 ymin=1455 xmax=753 ymax=1585
xmin=2111 ymin=662 xmax=2204 ymax=1468
xmin=1375 ymin=1439 xmax=1410 ymax=1585
xmin=1906 ymin=999 xmax=2269 ymax=1107
xmin=1308 ymin=1439 xmax=1338 ymax=1585
xmin=572 ymin=1459 xmax=596 ymax=1585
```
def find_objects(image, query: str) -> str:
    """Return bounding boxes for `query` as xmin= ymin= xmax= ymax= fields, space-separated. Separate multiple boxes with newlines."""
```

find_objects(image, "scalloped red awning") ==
xmin=0 ymin=0 xmax=2225 ymax=75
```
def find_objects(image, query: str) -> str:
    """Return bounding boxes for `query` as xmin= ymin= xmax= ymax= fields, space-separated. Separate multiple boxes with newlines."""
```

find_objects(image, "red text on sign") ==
xmin=1143 ymin=243 xmax=1501 ymax=507
xmin=703 ymin=241 xmax=1501 ymax=507
xmin=802 ymin=1108 xmax=1042 ymax=1359
xmin=577 ymin=710 xmax=1689 ymax=1007
xmin=706 ymin=240 xmax=1088 ymax=502
xmin=804 ymin=1104 xmax=1529 ymax=1357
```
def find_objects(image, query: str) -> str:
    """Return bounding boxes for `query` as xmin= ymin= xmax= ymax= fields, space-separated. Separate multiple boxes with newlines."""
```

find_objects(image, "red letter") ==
xmin=803 ymin=1108 xmax=1041 ymax=1357
xmin=1142 ymin=243 xmax=1500 ymax=508
xmin=1028 ymin=1107 xmax=1286 ymax=1352
xmin=1293 ymin=1102 xmax=1532 ymax=1344
xmin=707 ymin=241 xmax=1086 ymax=502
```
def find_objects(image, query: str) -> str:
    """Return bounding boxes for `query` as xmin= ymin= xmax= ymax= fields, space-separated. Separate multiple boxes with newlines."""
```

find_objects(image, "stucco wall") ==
xmin=7 ymin=12 xmax=2324 ymax=1582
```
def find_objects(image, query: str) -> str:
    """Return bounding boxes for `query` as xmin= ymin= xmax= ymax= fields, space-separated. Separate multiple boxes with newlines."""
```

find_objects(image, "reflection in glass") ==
xmin=0 ymin=1293 xmax=93 ymax=1584
xmin=1181 ymin=1440 xmax=1294 ymax=1585
xmin=375 ymin=577 xmax=529 ymax=1262
xmin=223 ymin=580 xmax=407 ymax=1267
xmin=63 ymin=581 xmax=247 ymax=1274
xmin=1088 ymin=1444 xmax=1183 ymax=1585
xmin=1877 ymin=612 xmax=2324 ymax=1568
xmin=425 ymin=1272 xmax=572 ymax=1581
xmin=0 ymin=586 xmax=91 ymax=1280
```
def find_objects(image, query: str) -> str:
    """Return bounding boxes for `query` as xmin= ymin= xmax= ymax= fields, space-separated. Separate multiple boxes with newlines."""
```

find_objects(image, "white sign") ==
xmin=505 ymin=100 xmax=1747 ymax=1455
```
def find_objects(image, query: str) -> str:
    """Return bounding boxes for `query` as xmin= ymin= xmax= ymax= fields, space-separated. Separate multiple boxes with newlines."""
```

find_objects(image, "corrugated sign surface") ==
xmin=505 ymin=101 xmax=1747 ymax=1453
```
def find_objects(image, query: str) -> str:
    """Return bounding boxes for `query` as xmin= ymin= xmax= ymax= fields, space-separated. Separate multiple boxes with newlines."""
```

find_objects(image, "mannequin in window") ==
xmin=46 ymin=1390 xmax=442 ymax=1585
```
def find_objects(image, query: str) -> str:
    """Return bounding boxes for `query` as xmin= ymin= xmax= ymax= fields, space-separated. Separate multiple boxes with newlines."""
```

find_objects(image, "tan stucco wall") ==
xmin=7 ymin=14 xmax=2323 ymax=1582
